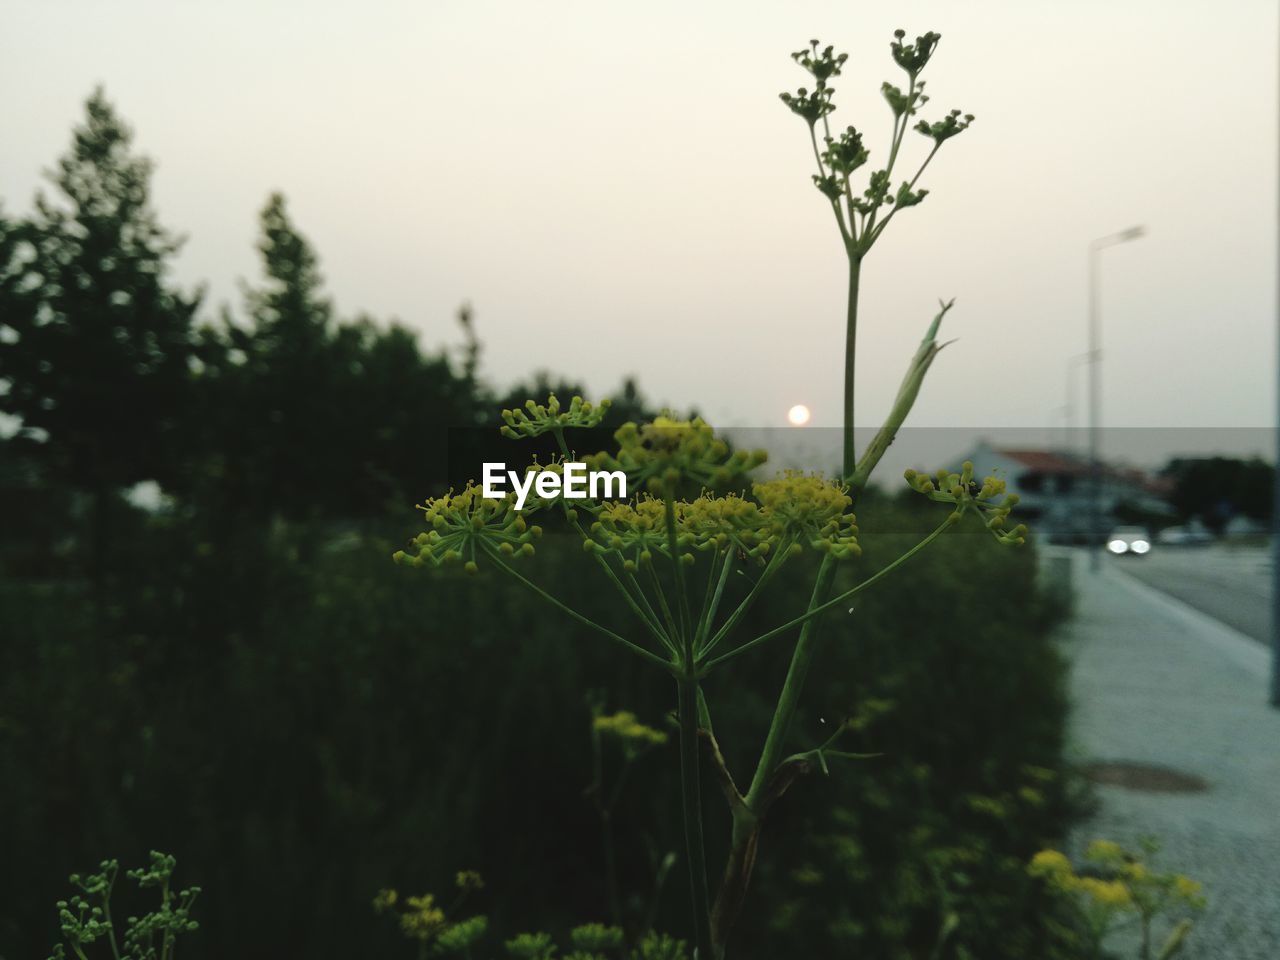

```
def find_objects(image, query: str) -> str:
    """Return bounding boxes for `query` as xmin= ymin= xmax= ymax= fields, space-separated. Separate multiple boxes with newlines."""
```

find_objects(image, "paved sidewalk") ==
xmin=1062 ymin=556 xmax=1280 ymax=958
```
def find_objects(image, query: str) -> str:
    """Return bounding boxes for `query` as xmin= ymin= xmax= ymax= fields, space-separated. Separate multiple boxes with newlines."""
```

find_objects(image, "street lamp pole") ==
xmin=1088 ymin=226 xmax=1146 ymax=572
xmin=1271 ymin=8 xmax=1280 ymax=707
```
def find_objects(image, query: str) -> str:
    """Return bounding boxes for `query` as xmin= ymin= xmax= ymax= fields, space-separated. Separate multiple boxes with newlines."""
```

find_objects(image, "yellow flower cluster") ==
xmin=904 ymin=460 xmax=1026 ymax=545
xmin=683 ymin=494 xmax=773 ymax=560
xmin=393 ymin=484 xmax=542 ymax=574
xmin=373 ymin=872 xmax=488 ymax=950
xmin=593 ymin=710 xmax=668 ymax=746
xmin=588 ymin=498 xmax=683 ymax=567
xmin=399 ymin=893 xmax=447 ymax=940
xmin=455 ymin=870 xmax=484 ymax=893
xmin=754 ymin=472 xmax=860 ymax=559
xmin=583 ymin=474 xmax=860 ymax=566
xmin=500 ymin=393 xmax=611 ymax=439
xmin=588 ymin=416 xmax=768 ymax=496
xmin=1028 ymin=839 xmax=1206 ymax=932
xmin=1029 ymin=848 xmax=1132 ymax=907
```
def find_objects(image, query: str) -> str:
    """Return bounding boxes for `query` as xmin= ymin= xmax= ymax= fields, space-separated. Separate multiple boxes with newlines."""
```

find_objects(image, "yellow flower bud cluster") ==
xmin=682 ymin=494 xmax=773 ymax=560
xmin=587 ymin=497 xmax=680 ymax=567
xmin=499 ymin=393 xmax=610 ymax=439
xmin=399 ymin=893 xmax=447 ymax=940
xmin=583 ymin=475 xmax=861 ymax=567
xmin=374 ymin=874 xmax=488 ymax=951
xmin=454 ymin=870 xmax=484 ymax=893
xmin=753 ymin=472 xmax=861 ymax=559
xmin=587 ymin=416 xmax=768 ymax=496
xmin=593 ymin=710 xmax=668 ymax=746
xmin=1028 ymin=839 xmax=1206 ymax=939
xmin=393 ymin=484 xmax=542 ymax=574
xmin=904 ymin=460 xmax=1027 ymax=545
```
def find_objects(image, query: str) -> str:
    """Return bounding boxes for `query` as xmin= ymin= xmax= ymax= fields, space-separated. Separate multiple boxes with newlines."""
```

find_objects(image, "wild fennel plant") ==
xmin=1028 ymin=839 xmax=1206 ymax=960
xmin=46 ymin=851 xmax=199 ymax=960
xmin=395 ymin=29 xmax=1024 ymax=958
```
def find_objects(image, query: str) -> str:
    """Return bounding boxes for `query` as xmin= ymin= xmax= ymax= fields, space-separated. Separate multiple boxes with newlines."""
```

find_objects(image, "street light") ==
xmin=1088 ymin=226 xmax=1146 ymax=572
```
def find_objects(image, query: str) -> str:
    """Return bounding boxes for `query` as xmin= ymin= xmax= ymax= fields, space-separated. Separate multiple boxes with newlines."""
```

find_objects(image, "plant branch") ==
xmin=841 ymin=257 xmax=862 ymax=483
xmin=741 ymin=554 xmax=838 ymax=808
xmin=809 ymin=124 xmax=851 ymax=244
xmin=704 ymin=513 xmax=957 ymax=671
xmin=645 ymin=561 xmax=682 ymax=641
xmin=697 ymin=539 xmax=793 ymax=661
xmin=869 ymin=141 xmax=941 ymax=245
xmin=483 ymin=544 xmax=673 ymax=671
xmin=549 ymin=425 xmax=674 ymax=651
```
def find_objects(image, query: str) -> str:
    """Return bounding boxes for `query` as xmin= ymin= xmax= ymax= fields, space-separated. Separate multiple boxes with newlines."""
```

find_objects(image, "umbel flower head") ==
xmin=584 ymin=476 xmax=860 ymax=566
xmin=588 ymin=416 xmax=768 ymax=496
xmin=779 ymin=41 xmax=847 ymax=127
xmin=394 ymin=484 xmax=542 ymax=574
xmin=822 ymin=125 xmax=869 ymax=176
xmin=904 ymin=460 xmax=1026 ymax=545
xmin=779 ymin=86 xmax=835 ymax=127
xmin=585 ymin=493 xmax=772 ymax=568
xmin=890 ymin=29 xmax=941 ymax=78
xmin=586 ymin=496 xmax=690 ymax=567
xmin=500 ymin=393 xmax=611 ymax=440
xmin=683 ymin=493 xmax=772 ymax=560
xmin=754 ymin=472 xmax=861 ymax=559
xmin=915 ymin=108 xmax=975 ymax=145
xmin=593 ymin=710 xmax=668 ymax=747
xmin=791 ymin=39 xmax=849 ymax=86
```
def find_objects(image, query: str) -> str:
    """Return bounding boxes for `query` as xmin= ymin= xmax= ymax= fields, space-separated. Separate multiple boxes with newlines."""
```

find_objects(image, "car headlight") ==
xmin=1130 ymin=540 xmax=1150 ymax=554
xmin=1107 ymin=539 xmax=1128 ymax=554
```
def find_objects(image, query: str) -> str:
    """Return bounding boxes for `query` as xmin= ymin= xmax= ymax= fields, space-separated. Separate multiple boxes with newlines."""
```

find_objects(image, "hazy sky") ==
xmin=3 ymin=1 xmax=1277 ymax=454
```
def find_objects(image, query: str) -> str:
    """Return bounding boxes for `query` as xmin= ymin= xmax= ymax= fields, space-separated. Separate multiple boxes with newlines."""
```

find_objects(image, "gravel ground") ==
xmin=1061 ymin=555 xmax=1280 ymax=958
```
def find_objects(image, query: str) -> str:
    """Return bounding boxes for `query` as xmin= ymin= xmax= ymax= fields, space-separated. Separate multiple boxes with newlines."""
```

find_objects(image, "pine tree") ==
xmin=0 ymin=90 xmax=201 ymax=584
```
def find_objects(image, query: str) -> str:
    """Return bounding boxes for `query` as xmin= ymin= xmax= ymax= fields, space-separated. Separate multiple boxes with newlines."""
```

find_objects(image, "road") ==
xmin=1104 ymin=544 xmax=1271 ymax=644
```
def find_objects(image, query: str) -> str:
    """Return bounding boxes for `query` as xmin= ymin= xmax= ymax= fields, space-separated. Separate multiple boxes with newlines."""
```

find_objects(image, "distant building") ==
xmin=958 ymin=442 xmax=1175 ymax=544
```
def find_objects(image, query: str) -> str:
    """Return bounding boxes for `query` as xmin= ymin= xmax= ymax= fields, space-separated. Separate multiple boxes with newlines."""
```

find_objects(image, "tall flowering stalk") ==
xmin=397 ymin=29 xmax=1020 ymax=959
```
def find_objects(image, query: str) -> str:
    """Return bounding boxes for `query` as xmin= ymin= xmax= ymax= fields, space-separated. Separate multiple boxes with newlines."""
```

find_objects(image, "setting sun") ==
xmin=787 ymin=404 xmax=811 ymax=426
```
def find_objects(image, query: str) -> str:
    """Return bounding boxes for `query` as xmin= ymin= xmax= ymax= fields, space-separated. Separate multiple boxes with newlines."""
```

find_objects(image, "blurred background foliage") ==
xmin=1 ymin=93 xmax=1079 ymax=959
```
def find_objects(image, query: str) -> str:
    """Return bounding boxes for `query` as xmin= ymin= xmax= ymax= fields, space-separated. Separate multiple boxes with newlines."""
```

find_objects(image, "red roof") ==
xmin=994 ymin=448 xmax=1170 ymax=495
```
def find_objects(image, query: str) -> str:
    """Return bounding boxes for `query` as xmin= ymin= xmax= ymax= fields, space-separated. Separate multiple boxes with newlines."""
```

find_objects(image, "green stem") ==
xmin=809 ymin=124 xmax=850 ymax=244
xmin=677 ymin=672 xmax=714 ymax=959
xmin=704 ymin=514 xmax=956 ymax=671
xmin=698 ymin=540 xmax=793 ymax=661
xmin=842 ymin=257 xmax=862 ymax=483
xmin=102 ymin=867 xmax=122 ymax=960
xmin=645 ymin=561 xmax=681 ymax=641
xmin=548 ymin=427 xmax=674 ymax=652
xmin=483 ymin=545 xmax=672 ymax=671
xmin=661 ymin=491 xmax=714 ymax=957
xmin=664 ymin=497 xmax=693 ymax=641
xmin=742 ymin=554 xmax=837 ymax=808
xmin=625 ymin=566 xmax=668 ymax=637
xmin=599 ymin=551 xmax=675 ymax=654
xmin=698 ymin=549 xmax=735 ymax=647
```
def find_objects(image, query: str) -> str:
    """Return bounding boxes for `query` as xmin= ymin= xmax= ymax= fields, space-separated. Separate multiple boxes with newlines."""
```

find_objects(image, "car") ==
xmin=1106 ymin=526 xmax=1151 ymax=556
